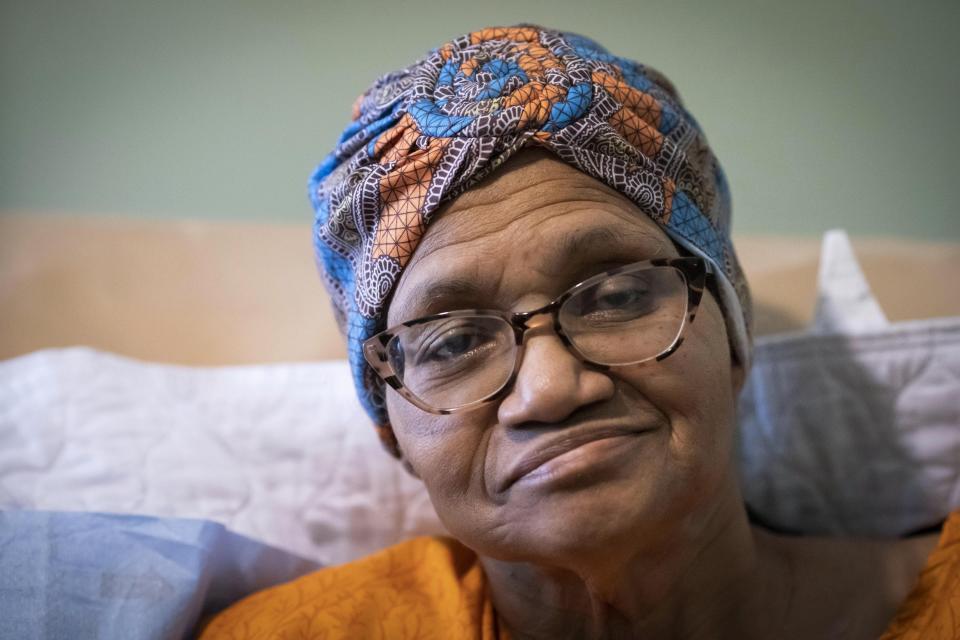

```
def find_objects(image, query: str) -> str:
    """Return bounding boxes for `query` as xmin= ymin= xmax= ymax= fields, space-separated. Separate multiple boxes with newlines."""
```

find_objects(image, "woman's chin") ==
xmin=465 ymin=483 xmax=677 ymax=568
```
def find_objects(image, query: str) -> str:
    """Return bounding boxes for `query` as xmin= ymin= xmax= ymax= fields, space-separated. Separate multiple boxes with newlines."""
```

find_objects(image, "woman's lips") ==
xmin=499 ymin=425 xmax=655 ymax=492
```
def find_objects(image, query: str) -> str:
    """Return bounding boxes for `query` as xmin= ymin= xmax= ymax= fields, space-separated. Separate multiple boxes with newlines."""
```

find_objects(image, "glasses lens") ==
xmin=387 ymin=315 xmax=516 ymax=411
xmin=559 ymin=266 xmax=688 ymax=364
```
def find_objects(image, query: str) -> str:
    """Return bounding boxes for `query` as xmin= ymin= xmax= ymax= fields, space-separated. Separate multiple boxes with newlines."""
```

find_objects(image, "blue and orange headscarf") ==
xmin=310 ymin=25 xmax=752 ymax=456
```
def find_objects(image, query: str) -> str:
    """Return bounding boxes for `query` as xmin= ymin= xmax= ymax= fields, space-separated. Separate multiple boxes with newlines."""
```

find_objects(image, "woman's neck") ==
xmin=480 ymin=495 xmax=795 ymax=640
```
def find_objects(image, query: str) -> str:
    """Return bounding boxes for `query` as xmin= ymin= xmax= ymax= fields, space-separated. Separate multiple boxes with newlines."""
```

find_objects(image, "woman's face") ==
xmin=386 ymin=150 xmax=745 ymax=567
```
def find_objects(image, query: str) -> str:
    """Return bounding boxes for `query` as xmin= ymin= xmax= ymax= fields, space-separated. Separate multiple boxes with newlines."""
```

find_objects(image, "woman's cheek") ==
xmin=389 ymin=396 xmax=472 ymax=488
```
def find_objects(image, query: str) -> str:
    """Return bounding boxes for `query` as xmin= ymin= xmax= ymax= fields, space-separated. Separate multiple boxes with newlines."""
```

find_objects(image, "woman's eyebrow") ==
xmin=548 ymin=225 xmax=671 ymax=271
xmin=395 ymin=277 xmax=483 ymax=321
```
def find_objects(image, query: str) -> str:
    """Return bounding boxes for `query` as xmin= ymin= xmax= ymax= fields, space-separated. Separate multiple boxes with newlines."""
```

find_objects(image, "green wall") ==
xmin=2 ymin=0 xmax=958 ymax=239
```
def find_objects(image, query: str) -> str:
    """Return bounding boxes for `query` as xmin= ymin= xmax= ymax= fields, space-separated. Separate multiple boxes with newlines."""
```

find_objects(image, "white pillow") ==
xmin=0 ymin=352 xmax=444 ymax=565
xmin=1 ymin=230 xmax=957 ymax=563
xmin=738 ymin=231 xmax=960 ymax=535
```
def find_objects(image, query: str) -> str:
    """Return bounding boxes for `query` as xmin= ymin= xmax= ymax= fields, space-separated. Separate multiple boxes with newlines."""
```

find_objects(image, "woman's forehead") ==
xmin=415 ymin=212 xmax=671 ymax=272
xmin=387 ymin=152 xmax=678 ymax=323
xmin=412 ymin=151 xmax=672 ymax=263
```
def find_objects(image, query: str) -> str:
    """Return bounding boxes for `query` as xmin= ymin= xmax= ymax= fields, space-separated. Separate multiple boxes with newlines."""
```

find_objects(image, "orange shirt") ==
xmin=200 ymin=512 xmax=960 ymax=640
xmin=198 ymin=536 xmax=503 ymax=640
xmin=880 ymin=510 xmax=960 ymax=639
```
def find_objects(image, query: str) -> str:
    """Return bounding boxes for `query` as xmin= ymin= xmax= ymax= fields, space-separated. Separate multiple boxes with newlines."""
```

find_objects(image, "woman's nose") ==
xmin=496 ymin=327 xmax=615 ymax=428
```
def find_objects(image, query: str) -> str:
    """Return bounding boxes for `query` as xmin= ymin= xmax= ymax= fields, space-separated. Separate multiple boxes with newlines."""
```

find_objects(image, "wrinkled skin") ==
xmin=387 ymin=149 xmax=742 ymax=570
xmin=384 ymin=149 xmax=936 ymax=640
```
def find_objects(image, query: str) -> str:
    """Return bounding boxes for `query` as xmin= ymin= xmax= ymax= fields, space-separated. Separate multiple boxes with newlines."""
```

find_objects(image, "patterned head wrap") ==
xmin=311 ymin=25 xmax=752 ymax=456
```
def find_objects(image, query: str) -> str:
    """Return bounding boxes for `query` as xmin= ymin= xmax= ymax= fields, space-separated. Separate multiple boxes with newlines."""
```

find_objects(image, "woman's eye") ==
xmin=595 ymin=287 xmax=645 ymax=309
xmin=419 ymin=328 xmax=494 ymax=364
xmin=578 ymin=278 xmax=656 ymax=319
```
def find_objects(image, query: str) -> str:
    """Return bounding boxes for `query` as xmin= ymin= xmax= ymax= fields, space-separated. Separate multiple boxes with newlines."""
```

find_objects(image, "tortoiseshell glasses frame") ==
xmin=363 ymin=256 xmax=712 ymax=415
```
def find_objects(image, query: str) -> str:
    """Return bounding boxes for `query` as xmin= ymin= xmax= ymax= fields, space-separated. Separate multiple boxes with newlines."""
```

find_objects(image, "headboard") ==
xmin=1 ymin=212 xmax=958 ymax=365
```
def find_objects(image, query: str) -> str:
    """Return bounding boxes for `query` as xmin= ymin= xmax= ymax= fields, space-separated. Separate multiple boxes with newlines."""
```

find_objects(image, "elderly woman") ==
xmin=201 ymin=26 xmax=955 ymax=639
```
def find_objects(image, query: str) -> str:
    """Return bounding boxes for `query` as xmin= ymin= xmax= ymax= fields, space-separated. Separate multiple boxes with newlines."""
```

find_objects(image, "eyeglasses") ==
xmin=363 ymin=257 xmax=712 ymax=415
